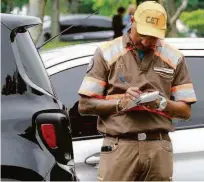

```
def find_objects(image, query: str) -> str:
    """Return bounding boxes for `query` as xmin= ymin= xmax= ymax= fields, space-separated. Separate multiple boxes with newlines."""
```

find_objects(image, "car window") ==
xmin=173 ymin=56 xmax=204 ymax=129
xmin=85 ymin=17 xmax=112 ymax=28
xmin=60 ymin=16 xmax=112 ymax=35
xmin=14 ymin=31 xmax=53 ymax=94
xmin=1 ymin=24 xmax=21 ymax=95
xmin=81 ymin=17 xmax=113 ymax=32
xmin=60 ymin=24 xmax=86 ymax=35
xmin=50 ymin=63 xmax=99 ymax=138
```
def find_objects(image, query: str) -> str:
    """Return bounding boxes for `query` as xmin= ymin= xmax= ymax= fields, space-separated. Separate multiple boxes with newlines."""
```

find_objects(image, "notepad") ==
xmin=122 ymin=91 xmax=160 ymax=111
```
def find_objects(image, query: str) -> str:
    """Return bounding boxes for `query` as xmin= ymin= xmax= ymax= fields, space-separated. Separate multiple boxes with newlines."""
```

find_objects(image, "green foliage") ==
xmin=186 ymin=0 xmax=204 ymax=11
xmin=180 ymin=9 xmax=204 ymax=36
xmin=1 ymin=0 xmax=29 ymax=13
xmin=45 ymin=0 xmax=68 ymax=15
xmin=60 ymin=0 xmax=69 ymax=14
xmin=78 ymin=0 xmax=95 ymax=14
xmin=176 ymin=0 xmax=204 ymax=11
xmin=45 ymin=0 xmax=136 ymax=17
xmin=1 ymin=0 xmax=7 ymax=13
xmin=12 ymin=0 xmax=29 ymax=8
xmin=45 ymin=0 xmax=51 ymax=15
xmin=91 ymin=0 xmax=136 ymax=17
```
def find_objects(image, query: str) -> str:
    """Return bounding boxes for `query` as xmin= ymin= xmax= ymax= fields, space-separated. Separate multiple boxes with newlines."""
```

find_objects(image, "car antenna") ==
xmin=37 ymin=10 xmax=100 ymax=50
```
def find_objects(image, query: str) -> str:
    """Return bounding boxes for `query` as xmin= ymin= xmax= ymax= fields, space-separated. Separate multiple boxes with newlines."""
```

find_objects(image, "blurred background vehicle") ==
xmin=42 ymin=14 xmax=114 ymax=42
xmin=41 ymin=38 xmax=204 ymax=181
xmin=1 ymin=13 xmax=77 ymax=181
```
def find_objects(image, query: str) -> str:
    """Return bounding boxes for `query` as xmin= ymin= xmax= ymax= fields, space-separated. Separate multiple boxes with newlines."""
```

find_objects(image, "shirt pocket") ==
xmin=150 ymin=68 xmax=173 ymax=96
xmin=156 ymin=71 xmax=174 ymax=82
xmin=153 ymin=67 xmax=174 ymax=83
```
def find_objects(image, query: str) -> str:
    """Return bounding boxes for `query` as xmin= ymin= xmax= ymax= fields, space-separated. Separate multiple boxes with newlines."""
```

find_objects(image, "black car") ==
xmin=42 ymin=14 xmax=114 ymax=42
xmin=1 ymin=13 xmax=77 ymax=181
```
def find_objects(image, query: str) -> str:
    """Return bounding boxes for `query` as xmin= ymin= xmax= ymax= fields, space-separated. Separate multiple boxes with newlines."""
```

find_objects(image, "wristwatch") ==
xmin=157 ymin=96 xmax=167 ymax=111
xmin=116 ymin=99 xmax=122 ymax=114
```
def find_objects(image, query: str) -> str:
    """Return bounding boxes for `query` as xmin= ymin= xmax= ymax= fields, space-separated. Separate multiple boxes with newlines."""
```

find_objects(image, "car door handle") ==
xmin=85 ymin=152 xmax=100 ymax=167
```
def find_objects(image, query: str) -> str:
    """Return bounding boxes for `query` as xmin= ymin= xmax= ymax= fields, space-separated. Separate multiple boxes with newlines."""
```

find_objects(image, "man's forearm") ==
xmin=78 ymin=97 xmax=118 ymax=116
xmin=164 ymin=99 xmax=191 ymax=120
xmin=78 ymin=87 xmax=142 ymax=116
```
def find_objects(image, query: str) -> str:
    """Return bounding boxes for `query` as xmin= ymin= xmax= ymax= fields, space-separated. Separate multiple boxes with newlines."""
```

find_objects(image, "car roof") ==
xmin=1 ymin=13 xmax=41 ymax=30
xmin=166 ymin=38 xmax=204 ymax=50
xmin=41 ymin=38 xmax=204 ymax=68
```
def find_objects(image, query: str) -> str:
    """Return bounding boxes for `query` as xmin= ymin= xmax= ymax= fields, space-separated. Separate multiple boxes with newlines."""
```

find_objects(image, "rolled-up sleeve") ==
xmin=171 ymin=56 xmax=197 ymax=103
xmin=78 ymin=48 xmax=108 ymax=98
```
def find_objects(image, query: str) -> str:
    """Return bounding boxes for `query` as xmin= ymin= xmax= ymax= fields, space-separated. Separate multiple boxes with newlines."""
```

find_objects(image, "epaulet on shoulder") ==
xmin=155 ymin=41 xmax=183 ymax=70
xmin=99 ymin=36 xmax=127 ymax=65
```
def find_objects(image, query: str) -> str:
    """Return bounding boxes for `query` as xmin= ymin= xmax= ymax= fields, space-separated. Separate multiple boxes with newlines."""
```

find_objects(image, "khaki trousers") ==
xmin=97 ymin=136 xmax=173 ymax=181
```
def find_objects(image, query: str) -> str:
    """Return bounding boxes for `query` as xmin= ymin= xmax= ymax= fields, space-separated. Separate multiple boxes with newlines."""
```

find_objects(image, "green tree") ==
xmin=91 ymin=0 xmax=135 ymax=17
xmin=51 ymin=0 xmax=60 ymax=41
xmin=161 ymin=0 xmax=189 ymax=37
xmin=13 ymin=0 xmax=29 ymax=8
xmin=78 ymin=0 xmax=95 ymax=14
xmin=176 ymin=0 xmax=204 ymax=11
xmin=1 ymin=0 xmax=8 ymax=13
xmin=180 ymin=9 xmax=204 ymax=36
xmin=45 ymin=0 xmax=67 ymax=15
xmin=1 ymin=0 xmax=29 ymax=13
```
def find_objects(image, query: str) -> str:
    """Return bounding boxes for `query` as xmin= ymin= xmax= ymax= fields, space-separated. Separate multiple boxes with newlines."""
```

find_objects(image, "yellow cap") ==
xmin=134 ymin=1 xmax=167 ymax=39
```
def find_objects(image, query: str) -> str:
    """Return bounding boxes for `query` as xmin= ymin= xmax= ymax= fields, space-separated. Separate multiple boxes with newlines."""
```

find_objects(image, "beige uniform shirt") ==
xmin=78 ymin=33 xmax=197 ymax=135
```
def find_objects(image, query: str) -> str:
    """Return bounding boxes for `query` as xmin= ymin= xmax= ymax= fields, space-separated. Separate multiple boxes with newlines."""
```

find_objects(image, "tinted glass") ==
xmin=81 ymin=17 xmax=112 ymax=27
xmin=60 ymin=17 xmax=112 ymax=35
xmin=1 ymin=23 xmax=28 ymax=98
xmin=50 ymin=64 xmax=99 ymax=138
xmin=51 ymin=64 xmax=87 ymax=108
xmin=15 ymin=31 xmax=53 ymax=94
xmin=1 ymin=23 xmax=30 ymax=122
xmin=1 ymin=24 xmax=18 ymax=92
xmin=173 ymin=56 xmax=204 ymax=128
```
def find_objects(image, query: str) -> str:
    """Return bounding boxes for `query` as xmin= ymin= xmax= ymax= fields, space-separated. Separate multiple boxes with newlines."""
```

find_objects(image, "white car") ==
xmin=40 ymin=38 xmax=204 ymax=181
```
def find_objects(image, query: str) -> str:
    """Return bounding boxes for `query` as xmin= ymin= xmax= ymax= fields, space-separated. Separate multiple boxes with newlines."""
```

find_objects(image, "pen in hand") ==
xmin=118 ymin=73 xmax=131 ymax=88
xmin=118 ymin=73 xmax=142 ymax=106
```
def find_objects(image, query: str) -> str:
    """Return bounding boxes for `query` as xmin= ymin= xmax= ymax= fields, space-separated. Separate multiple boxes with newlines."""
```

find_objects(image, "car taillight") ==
xmin=41 ymin=124 xmax=57 ymax=149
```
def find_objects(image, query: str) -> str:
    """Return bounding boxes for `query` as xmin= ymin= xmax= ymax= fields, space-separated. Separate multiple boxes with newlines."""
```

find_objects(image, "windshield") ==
xmin=14 ymin=31 xmax=53 ymax=94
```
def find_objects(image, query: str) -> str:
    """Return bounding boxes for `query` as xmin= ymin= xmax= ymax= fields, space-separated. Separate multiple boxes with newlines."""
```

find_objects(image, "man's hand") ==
xmin=141 ymin=99 xmax=160 ymax=110
xmin=140 ymin=94 xmax=192 ymax=120
xmin=118 ymin=87 xmax=142 ymax=111
xmin=126 ymin=87 xmax=142 ymax=98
